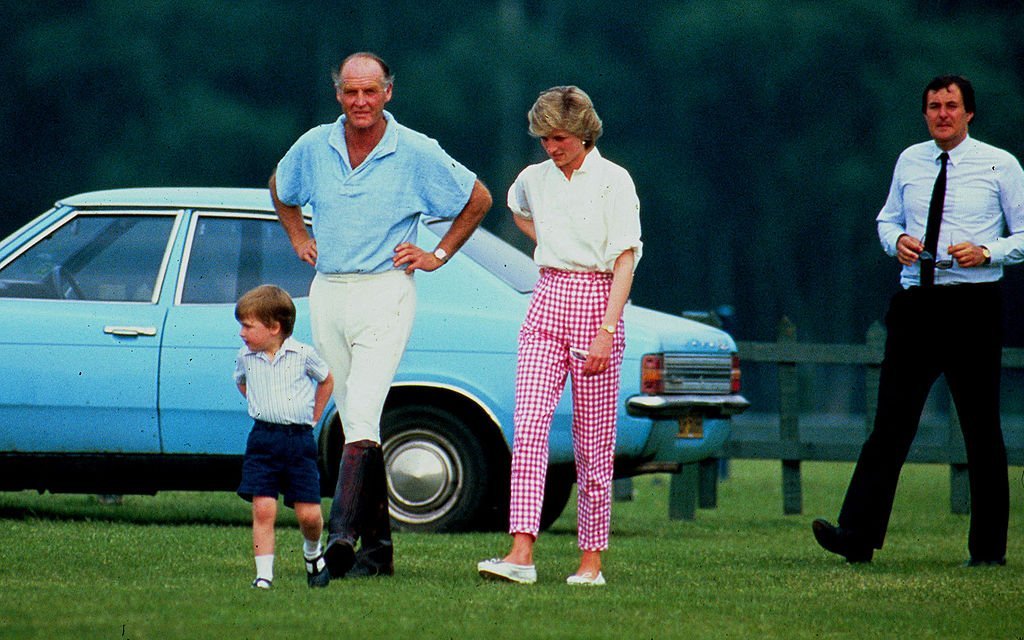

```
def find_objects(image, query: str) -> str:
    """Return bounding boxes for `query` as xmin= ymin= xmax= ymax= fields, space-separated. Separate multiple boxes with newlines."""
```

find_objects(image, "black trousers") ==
xmin=838 ymin=282 xmax=1008 ymax=560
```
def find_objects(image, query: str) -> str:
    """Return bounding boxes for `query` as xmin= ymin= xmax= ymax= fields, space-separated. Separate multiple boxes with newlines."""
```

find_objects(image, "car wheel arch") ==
xmin=317 ymin=383 xmax=512 ymax=532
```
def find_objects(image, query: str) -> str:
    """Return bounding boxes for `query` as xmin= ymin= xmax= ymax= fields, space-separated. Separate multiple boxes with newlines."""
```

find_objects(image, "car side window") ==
xmin=0 ymin=213 xmax=175 ymax=301
xmin=180 ymin=215 xmax=314 ymax=304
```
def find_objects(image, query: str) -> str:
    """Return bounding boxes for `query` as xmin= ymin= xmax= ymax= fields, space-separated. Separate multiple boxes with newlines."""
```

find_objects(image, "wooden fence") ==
xmin=657 ymin=316 xmax=1024 ymax=520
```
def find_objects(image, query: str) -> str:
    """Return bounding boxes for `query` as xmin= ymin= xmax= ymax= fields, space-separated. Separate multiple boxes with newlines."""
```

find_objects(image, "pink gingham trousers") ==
xmin=508 ymin=269 xmax=625 ymax=551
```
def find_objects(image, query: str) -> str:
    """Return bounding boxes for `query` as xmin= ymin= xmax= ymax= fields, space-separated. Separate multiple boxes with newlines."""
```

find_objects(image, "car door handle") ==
xmin=104 ymin=325 xmax=158 ymax=337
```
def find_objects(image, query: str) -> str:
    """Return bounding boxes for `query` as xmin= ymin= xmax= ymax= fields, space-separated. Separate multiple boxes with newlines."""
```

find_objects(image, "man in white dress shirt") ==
xmin=813 ymin=75 xmax=1024 ymax=566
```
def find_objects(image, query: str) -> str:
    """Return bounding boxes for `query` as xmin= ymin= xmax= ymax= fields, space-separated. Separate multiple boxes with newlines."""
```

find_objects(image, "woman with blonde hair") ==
xmin=478 ymin=86 xmax=642 ymax=586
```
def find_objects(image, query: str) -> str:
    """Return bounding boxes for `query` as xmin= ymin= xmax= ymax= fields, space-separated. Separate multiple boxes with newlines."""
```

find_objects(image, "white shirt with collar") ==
xmin=507 ymin=147 xmax=643 ymax=272
xmin=877 ymin=135 xmax=1024 ymax=288
xmin=234 ymin=336 xmax=330 ymax=426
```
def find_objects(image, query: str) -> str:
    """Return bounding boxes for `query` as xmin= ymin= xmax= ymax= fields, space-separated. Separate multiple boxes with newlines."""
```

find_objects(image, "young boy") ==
xmin=234 ymin=285 xmax=334 ymax=589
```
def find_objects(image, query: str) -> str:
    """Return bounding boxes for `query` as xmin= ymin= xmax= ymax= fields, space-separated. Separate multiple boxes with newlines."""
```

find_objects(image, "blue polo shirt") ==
xmin=274 ymin=111 xmax=476 ymax=274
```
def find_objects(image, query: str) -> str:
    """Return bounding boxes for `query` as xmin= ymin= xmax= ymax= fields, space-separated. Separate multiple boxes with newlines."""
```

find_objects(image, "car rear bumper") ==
xmin=626 ymin=393 xmax=750 ymax=419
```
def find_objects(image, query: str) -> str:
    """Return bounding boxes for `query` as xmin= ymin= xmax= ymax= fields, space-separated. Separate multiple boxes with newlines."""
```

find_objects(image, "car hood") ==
xmin=623 ymin=304 xmax=737 ymax=355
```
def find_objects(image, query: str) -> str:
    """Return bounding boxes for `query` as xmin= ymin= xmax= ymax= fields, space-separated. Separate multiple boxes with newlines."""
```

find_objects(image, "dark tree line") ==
xmin=3 ymin=0 xmax=1023 ymax=348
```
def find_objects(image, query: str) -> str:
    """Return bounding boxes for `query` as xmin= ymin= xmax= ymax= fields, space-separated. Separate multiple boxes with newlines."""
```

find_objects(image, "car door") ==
xmin=0 ymin=210 xmax=180 ymax=453
xmin=158 ymin=211 xmax=317 ymax=455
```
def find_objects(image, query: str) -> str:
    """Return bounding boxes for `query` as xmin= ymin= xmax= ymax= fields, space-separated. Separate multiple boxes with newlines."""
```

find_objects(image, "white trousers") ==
xmin=309 ymin=270 xmax=416 ymax=444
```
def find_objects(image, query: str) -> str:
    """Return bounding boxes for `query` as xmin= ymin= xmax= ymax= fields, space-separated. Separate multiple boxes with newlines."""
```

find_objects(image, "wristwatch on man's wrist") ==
xmin=433 ymin=247 xmax=450 ymax=263
xmin=600 ymin=324 xmax=616 ymax=336
xmin=981 ymin=246 xmax=991 ymax=265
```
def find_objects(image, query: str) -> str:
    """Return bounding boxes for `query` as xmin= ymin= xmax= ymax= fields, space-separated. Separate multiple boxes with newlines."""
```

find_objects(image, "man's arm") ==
xmin=393 ymin=179 xmax=492 ymax=273
xmin=269 ymin=172 xmax=317 ymax=267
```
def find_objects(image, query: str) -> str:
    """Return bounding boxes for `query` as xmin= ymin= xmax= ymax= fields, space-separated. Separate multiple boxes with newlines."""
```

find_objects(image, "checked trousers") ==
xmin=508 ymin=269 xmax=625 ymax=551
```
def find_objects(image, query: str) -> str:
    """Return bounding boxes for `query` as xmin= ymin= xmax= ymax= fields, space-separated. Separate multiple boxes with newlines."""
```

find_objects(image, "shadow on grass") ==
xmin=0 ymin=492 xmax=252 ymax=527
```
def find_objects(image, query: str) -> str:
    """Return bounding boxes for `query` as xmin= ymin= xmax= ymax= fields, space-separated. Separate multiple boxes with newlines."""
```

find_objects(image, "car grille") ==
xmin=662 ymin=353 xmax=734 ymax=394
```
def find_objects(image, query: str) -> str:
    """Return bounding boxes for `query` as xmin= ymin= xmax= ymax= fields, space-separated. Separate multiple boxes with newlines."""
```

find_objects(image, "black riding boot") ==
xmin=324 ymin=440 xmax=375 ymax=578
xmin=348 ymin=445 xmax=394 ymax=577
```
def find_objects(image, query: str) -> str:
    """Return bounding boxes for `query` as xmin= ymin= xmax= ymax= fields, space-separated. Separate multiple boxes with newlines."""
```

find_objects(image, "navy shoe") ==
xmin=812 ymin=518 xmax=873 ymax=563
xmin=306 ymin=553 xmax=330 ymax=588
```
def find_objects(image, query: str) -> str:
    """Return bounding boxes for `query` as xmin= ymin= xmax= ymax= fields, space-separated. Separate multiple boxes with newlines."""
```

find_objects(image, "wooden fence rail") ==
xmin=718 ymin=316 xmax=1024 ymax=516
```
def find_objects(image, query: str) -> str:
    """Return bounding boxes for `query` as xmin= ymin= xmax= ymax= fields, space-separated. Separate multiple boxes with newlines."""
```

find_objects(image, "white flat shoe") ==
xmin=251 ymin=577 xmax=272 ymax=590
xmin=477 ymin=558 xmax=537 ymax=584
xmin=566 ymin=571 xmax=606 ymax=586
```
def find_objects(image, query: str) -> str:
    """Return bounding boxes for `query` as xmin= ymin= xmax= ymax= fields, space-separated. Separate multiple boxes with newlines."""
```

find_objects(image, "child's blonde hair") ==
xmin=234 ymin=285 xmax=296 ymax=337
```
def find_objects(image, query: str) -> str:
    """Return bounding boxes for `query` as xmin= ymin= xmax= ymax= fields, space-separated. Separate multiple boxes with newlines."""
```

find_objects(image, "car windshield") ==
xmin=423 ymin=219 xmax=538 ymax=293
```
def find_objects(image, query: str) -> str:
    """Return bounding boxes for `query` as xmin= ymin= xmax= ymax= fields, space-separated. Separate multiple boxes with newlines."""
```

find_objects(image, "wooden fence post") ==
xmin=613 ymin=477 xmax=634 ymax=502
xmin=669 ymin=463 xmax=698 ymax=520
xmin=864 ymin=321 xmax=885 ymax=436
xmin=777 ymin=317 xmax=802 ymax=515
xmin=698 ymin=458 xmax=718 ymax=508
xmin=946 ymin=399 xmax=970 ymax=515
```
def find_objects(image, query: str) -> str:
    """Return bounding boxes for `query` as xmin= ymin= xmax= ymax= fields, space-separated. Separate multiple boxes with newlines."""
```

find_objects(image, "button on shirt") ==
xmin=234 ymin=337 xmax=331 ymax=426
xmin=507 ymin=148 xmax=643 ymax=272
xmin=877 ymin=135 xmax=1024 ymax=288
xmin=274 ymin=111 xmax=477 ymax=275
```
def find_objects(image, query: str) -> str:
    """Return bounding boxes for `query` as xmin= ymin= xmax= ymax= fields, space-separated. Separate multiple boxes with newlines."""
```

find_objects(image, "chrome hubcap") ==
xmin=384 ymin=430 xmax=463 ymax=525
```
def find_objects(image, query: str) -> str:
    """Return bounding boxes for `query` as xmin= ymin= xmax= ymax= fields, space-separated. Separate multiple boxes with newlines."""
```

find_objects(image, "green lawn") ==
xmin=1 ymin=460 xmax=1021 ymax=639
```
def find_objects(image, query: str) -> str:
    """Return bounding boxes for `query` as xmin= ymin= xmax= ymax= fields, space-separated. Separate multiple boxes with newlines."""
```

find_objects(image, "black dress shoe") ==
xmin=963 ymin=557 xmax=1006 ymax=567
xmin=812 ymin=518 xmax=873 ymax=563
xmin=324 ymin=536 xmax=356 ymax=578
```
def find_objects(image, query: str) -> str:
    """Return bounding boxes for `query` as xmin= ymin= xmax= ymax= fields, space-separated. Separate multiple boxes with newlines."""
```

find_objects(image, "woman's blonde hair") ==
xmin=527 ymin=85 xmax=603 ymax=148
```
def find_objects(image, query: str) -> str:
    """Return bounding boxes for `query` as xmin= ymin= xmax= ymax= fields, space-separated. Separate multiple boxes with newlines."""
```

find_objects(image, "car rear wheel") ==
xmin=540 ymin=465 xmax=575 ymax=530
xmin=381 ymin=404 xmax=490 ymax=533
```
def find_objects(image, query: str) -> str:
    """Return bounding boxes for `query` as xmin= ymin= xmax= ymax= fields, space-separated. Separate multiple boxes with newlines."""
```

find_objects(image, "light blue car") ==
xmin=0 ymin=188 xmax=748 ymax=531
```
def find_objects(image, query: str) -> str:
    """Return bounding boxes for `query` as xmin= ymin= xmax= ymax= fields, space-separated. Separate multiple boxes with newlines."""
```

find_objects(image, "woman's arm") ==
xmin=584 ymin=249 xmax=635 ymax=375
xmin=513 ymin=213 xmax=537 ymax=243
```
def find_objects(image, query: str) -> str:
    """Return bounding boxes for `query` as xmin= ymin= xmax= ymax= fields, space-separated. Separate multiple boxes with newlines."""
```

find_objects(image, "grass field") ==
xmin=1 ymin=460 xmax=1022 ymax=639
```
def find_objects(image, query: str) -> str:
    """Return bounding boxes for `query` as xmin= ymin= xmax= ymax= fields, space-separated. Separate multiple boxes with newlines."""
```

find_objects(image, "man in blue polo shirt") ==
xmin=270 ymin=51 xmax=491 ymax=580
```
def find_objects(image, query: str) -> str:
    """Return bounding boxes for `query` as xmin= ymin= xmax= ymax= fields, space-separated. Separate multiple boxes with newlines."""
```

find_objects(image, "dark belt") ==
xmin=253 ymin=419 xmax=312 ymax=433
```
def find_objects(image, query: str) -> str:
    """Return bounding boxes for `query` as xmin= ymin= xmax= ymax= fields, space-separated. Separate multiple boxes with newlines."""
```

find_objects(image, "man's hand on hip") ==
xmin=393 ymin=242 xmax=443 ymax=274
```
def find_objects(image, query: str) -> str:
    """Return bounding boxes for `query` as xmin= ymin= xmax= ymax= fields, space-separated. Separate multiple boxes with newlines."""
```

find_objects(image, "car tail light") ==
xmin=641 ymin=353 xmax=664 ymax=395
xmin=731 ymin=354 xmax=742 ymax=393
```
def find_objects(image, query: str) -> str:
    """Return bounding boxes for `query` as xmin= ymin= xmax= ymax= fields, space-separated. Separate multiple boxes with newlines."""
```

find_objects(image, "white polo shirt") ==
xmin=507 ymin=147 xmax=643 ymax=272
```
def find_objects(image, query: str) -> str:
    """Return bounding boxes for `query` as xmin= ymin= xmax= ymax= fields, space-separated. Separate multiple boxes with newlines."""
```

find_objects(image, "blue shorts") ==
xmin=237 ymin=421 xmax=322 ymax=507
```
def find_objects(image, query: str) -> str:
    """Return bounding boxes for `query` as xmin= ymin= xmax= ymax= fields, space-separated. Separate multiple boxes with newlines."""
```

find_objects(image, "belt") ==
xmin=253 ymin=419 xmax=312 ymax=433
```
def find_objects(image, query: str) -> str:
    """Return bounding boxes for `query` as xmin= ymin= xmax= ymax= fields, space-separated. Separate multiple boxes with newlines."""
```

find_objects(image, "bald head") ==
xmin=332 ymin=52 xmax=393 ymax=90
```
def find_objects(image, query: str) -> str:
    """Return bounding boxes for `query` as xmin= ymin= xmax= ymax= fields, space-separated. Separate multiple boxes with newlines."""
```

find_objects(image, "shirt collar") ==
xmin=329 ymin=110 xmax=399 ymax=165
xmin=931 ymin=134 xmax=972 ymax=167
xmin=244 ymin=336 xmax=301 ymax=361
xmin=556 ymin=146 xmax=601 ymax=179
xmin=577 ymin=146 xmax=602 ymax=174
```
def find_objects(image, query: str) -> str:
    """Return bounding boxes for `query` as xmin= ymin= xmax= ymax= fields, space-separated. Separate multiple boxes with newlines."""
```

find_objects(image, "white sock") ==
xmin=255 ymin=554 xmax=274 ymax=582
xmin=303 ymin=538 xmax=323 ymax=560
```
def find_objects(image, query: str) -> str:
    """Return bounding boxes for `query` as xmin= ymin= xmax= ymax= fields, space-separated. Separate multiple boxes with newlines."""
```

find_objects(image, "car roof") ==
xmin=57 ymin=187 xmax=276 ymax=212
